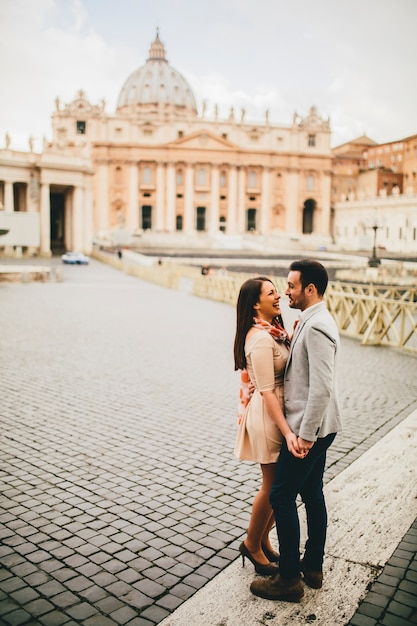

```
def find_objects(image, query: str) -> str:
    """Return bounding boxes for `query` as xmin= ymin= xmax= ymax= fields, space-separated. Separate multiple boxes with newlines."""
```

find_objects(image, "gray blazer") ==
xmin=284 ymin=301 xmax=343 ymax=441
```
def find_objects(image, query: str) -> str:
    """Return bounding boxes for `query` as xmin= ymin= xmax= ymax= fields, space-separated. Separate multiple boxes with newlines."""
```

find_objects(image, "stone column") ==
xmin=227 ymin=166 xmax=238 ymax=234
xmin=127 ymin=163 xmax=138 ymax=230
xmin=155 ymin=163 xmax=165 ymax=231
xmin=40 ymin=182 xmax=51 ymax=256
xmin=209 ymin=165 xmax=220 ymax=233
xmin=65 ymin=191 xmax=72 ymax=250
xmin=4 ymin=181 xmax=14 ymax=212
xmin=3 ymin=181 xmax=15 ymax=254
xmin=27 ymin=177 xmax=39 ymax=213
xmin=284 ymin=168 xmax=299 ymax=233
xmin=320 ymin=170 xmax=331 ymax=236
xmin=84 ymin=182 xmax=93 ymax=253
xmin=72 ymin=186 xmax=84 ymax=251
xmin=26 ymin=177 xmax=39 ymax=254
xmin=260 ymin=167 xmax=271 ymax=235
xmin=166 ymin=163 xmax=176 ymax=232
xmin=184 ymin=164 xmax=194 ymax=233
xmin=96 ymin=162 xmax=109 ymax=232
xmin=237 ymin=167 xmax=246 ymax=233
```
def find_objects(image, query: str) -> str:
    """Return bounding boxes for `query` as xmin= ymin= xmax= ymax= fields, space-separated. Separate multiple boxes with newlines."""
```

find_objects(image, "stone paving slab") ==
xmin=1 ymin=258 xmax=417 ymax=625
xmin=346 ymin=518 xmax=417 ymax=626
xmin=159 ymin=410 xmax=417 ymax=626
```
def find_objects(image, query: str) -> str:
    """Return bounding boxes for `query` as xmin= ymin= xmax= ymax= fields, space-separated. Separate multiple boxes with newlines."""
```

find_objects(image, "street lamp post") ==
xmin=367 ymin=210 xmax=381 ymax=268
xmin=368 ymin=223 xmax=381 ymax=267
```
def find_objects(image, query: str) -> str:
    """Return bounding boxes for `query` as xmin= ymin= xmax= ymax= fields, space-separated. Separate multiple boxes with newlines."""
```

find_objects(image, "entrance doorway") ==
xmin=302 ymin=199 xmax=316 ymax=234
xmin=196 ymin=207 xmax=206 ymax=231
xmin=141 ymin=205 xmax=152 ymax=230
xmin=50 ymin=192 xmax=66 ymax=253
xmin=247 ymin=208 xmax=257 ymax=232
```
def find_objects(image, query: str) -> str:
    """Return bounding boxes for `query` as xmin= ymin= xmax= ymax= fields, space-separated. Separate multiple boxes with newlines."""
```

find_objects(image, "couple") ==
xmin=233 ymin=259 xmax=342 ymax=602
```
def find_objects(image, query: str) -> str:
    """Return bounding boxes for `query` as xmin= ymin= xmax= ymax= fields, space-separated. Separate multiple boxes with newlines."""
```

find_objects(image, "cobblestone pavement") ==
xmin=346 ymin=518 xmax=417 ymax=626
xmin=1 ymin=258 xmax=417 ymax=626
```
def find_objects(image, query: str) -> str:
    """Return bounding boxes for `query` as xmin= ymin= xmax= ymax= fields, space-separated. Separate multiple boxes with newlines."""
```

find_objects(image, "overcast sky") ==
xmin=1 ymin=0 xmax=416 ymax=152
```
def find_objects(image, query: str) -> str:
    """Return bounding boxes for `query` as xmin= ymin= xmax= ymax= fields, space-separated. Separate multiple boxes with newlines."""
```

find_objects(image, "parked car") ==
xmin=61 ymin=252 xmax=89 ymax=265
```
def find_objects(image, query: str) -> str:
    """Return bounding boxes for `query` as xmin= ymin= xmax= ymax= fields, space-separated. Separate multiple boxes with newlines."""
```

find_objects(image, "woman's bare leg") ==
xmin=261 ymin=510 xmax=277 ymax=553
xmin=244 ymin=463 xmax=277 ymax=564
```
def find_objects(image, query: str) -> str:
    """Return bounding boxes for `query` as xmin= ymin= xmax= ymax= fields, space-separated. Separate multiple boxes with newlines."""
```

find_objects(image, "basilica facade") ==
xmin=0 ymin=32 xmax=333 ymax=256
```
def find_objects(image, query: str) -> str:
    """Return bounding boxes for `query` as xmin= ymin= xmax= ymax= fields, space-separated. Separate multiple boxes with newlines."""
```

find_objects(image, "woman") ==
xmin=234 ymin=276 xmax=301 ymax=575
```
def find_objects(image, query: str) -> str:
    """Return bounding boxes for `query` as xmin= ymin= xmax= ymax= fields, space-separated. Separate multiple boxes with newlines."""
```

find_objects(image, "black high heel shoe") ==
xmin=261 ymin=543 xmax=280 ymax=563
xmin=239 ymin=542 xmax=278 ymax=576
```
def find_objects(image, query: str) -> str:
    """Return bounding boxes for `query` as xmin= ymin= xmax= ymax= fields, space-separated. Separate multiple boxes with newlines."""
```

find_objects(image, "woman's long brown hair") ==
xmin=233 ymin=276 xmax=281 ymax=371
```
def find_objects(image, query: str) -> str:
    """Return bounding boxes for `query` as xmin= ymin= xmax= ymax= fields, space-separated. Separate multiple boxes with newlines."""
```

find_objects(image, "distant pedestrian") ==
xmin=233 ymin=277 xmax=302 ymax=577
xmin=250 ymin=259 xmax=343 ymax=602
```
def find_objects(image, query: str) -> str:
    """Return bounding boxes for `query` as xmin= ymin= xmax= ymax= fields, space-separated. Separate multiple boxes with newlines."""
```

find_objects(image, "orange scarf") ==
xmin=237 ymin=317 xmax=290 ymax=424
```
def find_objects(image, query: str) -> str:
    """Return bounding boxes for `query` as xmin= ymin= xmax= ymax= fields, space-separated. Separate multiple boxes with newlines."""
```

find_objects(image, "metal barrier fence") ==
xmin=92 ymin=251 xmax=417 ymax=354
xmin=326 ymin=289 xmax=417 ymax=353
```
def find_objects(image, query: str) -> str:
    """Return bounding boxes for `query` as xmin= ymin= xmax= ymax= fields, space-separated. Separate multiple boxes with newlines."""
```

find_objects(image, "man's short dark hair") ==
xmin=289 ymin=259 xmax=328 ymax=296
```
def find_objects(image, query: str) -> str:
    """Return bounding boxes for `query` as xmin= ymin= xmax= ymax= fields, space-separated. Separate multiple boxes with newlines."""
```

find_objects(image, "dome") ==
xmin=116 ymin=31 xmax=198 ymax=118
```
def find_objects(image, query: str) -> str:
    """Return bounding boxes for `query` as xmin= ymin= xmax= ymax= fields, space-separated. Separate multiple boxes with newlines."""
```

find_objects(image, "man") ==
xmin=250 ymin=259 xmax=343 ymax=602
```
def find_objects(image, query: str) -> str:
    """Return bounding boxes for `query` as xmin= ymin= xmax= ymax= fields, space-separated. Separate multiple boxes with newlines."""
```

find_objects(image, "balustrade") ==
xmin=93 ymin=251 xmax=417 ymax=354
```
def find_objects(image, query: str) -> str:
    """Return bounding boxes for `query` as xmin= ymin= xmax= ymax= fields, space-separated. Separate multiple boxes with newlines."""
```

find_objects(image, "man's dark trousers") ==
xmin=270 ymin=433 xmax=336 ymax=579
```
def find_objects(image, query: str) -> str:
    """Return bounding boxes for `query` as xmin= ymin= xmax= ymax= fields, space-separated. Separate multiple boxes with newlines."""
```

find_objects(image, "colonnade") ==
xmin=38 ymin=181 xmax=93 ymax=255
xmin=1 ymin=158 xmax=332 ymax=255
xmin=0 ymin=174 xmax=93 ymax=256
xmin=96 ymin=160 xmax=322 ymax=236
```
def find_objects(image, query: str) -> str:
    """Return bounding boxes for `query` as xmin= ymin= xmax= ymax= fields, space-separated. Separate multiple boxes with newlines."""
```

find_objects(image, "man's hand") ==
xmin=285 ymin=432 xmax=305 ymax=459
xmin=297 ymin=437 xmax=314 ymax=457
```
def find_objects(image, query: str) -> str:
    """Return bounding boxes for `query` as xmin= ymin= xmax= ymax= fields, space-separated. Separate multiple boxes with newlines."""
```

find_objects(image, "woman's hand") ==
xmin=285 ymin=432 xmax=305 ymax=458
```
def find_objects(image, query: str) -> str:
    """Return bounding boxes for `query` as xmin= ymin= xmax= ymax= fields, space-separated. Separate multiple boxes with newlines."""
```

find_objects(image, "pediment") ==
xmin=170 ymin=131 xmax=236 ymax=150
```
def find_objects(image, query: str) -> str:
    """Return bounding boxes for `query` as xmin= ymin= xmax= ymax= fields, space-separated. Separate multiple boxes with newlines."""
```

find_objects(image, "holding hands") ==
xmin=285 ymin=433 xmax=314 ymax=459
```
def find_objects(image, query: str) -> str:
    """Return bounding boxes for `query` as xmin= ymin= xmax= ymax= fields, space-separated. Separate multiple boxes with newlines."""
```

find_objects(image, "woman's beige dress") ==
xmin=234 ymin=331 xmax=289 ymax=464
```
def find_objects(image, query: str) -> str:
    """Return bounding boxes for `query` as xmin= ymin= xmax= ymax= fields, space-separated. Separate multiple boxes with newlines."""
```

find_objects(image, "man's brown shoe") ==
xmin=250 ymin=573 xmax=304 ymax=602
xmin=300 ymin=561 xmax=323 ymax=589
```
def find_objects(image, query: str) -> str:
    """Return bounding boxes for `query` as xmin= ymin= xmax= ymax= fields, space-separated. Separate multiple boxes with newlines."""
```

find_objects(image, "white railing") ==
xmin=93 ymin=251 xmax=417 ymax=354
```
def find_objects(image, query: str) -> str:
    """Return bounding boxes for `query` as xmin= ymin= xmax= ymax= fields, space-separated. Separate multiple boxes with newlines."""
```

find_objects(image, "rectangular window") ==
xmin=308 ymin=134 xmax=316 ymax=147
xmin=76 ymin=121 xmax=86 ymax=134
xmin=197 ymin=168 xmax=207 ymax=187
xmin=142 ymin=167 xmax=152 ymax=184
xmin=248 ymin=171 xmax=257 ymax=188
xmin=307 ymin=175 xmax=314 ymax=191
